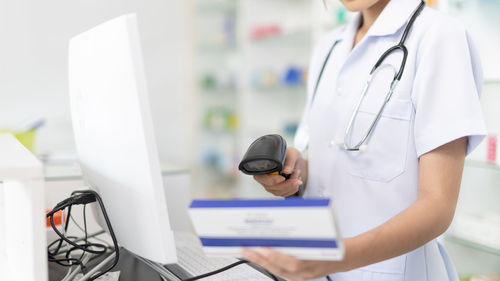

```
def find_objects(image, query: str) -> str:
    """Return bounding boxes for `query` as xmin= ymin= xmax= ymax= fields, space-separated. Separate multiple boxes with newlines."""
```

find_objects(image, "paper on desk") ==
xmin=189 ymin=198 xmax=344 ymax=260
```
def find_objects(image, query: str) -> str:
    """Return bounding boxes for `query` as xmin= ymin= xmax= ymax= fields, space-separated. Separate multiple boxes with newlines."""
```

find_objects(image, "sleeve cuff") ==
xmin=415 ymin=120 xmax=487 ymax=157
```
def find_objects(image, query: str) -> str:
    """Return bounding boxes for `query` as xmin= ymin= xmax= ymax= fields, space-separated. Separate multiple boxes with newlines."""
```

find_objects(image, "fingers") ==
xmin=253 ymin=174 xmax=286 ymax=186
xmin=252 ymin=147 xmax=304 ymax=197
xmin=264 ymin=176 xmax=302 ymax=196
xmin=257 ymin=248 xmax=302 ymax=272
xmin=242 ymin=248 xmax=342 ymax=281
xmin=242 ymin=248 xmax=312 ymax=281
xmin=242 ymin=249 xmax=288 ymax=277
xmin=290 ymin=167 xmax=301 ymax=180
xmin=283 ymin=148 xmax=300 ymax=174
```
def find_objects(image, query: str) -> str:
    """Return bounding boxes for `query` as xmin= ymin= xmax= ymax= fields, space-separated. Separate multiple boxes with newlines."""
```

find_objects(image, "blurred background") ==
xmin=1 ymin=0 xmax=499 ymax=279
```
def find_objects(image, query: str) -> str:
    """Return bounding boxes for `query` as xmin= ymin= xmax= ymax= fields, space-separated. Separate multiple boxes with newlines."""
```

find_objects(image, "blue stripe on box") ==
xmin=199 ymin=237 xmax=338 ymax=248
xmin=189 ymin=198 xmax=329 ymax=208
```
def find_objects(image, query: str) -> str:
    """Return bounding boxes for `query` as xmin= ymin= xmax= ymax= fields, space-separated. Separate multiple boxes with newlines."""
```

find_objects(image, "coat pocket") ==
xmin=340 ymin=98 xmax=413 ymax=182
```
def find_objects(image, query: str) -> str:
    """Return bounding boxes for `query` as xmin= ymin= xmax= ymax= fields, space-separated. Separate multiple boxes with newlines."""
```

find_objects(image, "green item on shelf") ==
xmin=228 ymin=113 xmax=239 ymax=130
xmin=0 ymin=129 xmax=36 ymax=152
xmin=460 ymin=275 xmax=473 ymax=281
xmin=203 ymin=108 xmax=239 ymax=131
xmin=201 ymin=74 xmax=217 ymax=90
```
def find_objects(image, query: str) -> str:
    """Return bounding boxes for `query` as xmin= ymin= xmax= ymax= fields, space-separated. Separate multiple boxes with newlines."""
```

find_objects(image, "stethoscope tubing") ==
xmin=309 ymin=1 xmax=426 ymax=151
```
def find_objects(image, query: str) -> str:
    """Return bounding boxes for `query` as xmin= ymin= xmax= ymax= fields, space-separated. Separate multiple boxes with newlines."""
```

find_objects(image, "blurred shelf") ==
xmin=445 ymin=234 xmax=500 ymax=257
xmin=484 ymin=79 xmax=500 ymax=85
xmin=249 ymin=29 xmax=312 ymax=48
xmin=195 ymin=0 xmax=236 ymax=12
xmin=201 ymin=127 xmax=238 ymax=136
xmin=199 ymin=88 xmax=237 ymax=95
xmin=197 ymin=44 xmax=238 ymax=54
xmin=446 ymin=211 xmax=500 ymax=258
xmin=195 ymin=7 xmax=236 ymax=17
xmin=251 ymin=85 xmax=306 ymax=94
xmin=465 ymin=160 xmax=500 ymax=171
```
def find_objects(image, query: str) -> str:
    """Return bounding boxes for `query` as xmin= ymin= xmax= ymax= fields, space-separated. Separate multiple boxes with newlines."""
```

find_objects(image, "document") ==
xmin=189 ymin=198 xmax=343 ymax=260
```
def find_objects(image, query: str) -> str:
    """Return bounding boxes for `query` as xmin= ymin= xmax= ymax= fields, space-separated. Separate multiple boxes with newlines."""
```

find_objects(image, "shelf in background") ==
xmin=197 ymin=44 xmax=238 ymax=55
xmin=484 ymin=79 xmax=500 ymax=85
xmin=446 ymin=211 xmax=500 ymax=257
xmin=251 ymin=85 xmax=306 ymax=94
xmin=465 ymin=160 xmax=500 ymax=171
xmin=199 ymin=88 xmax=237 ymax=96
xmin=445 ymin=233 xmax=500 ymax=257
xmin=249 ymin=29 xmax=312 ymax=48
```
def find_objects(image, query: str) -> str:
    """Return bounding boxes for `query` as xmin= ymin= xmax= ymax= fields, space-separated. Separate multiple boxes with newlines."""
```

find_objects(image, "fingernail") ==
xmin=295 ymin=180 xmax=303 ymax=187
xmin=283 ymin=166 xmax=292 ymax=173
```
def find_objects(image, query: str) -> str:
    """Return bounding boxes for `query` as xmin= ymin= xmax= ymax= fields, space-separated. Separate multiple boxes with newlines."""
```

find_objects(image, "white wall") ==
xmin=0 ymin=0 xmax=195 ymax=166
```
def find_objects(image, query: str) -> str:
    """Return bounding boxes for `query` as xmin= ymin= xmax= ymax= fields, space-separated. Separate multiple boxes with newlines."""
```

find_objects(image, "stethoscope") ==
xmin=310 ymin=0 xmax=425 ymax=152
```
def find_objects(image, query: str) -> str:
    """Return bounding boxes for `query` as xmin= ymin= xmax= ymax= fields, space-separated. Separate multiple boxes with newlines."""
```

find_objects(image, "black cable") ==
xmin=71 ymin=190 xmax=120 ymax=281
xmin=64 ymin=243 xmax=107 ymax=260
xmin=48 ymin=205 xmax=73 ymax=257
xmin=46 ymin=190 xmax=120 ymax=281
xmin=262 ymin=268 xmax=279 ymax=281
xmin=84 ymin=204 xmax=88 ymax=243
xmin=47 ymin=206 xmax=86 ymax=268
xmin=78 ymin=204 xmax=88 ymax=265
xmin=181 ymin=260 xmax=249 ymax=281
xmin=49 ymin=236 xmax=108 ymax=257
xmin=48 ymin=257 xmax=82 ymax=267
xmin=48 ymin=235 xmax=78 ymax=253
xmin=326 ymin=275 xmax=332 ymax=281
xmin=49 ymin=215 xmax=105 ymax=255
xmin=47 ymin=206 xmax=106 ymax=269
xmin=180 ymin=259 xmax=280 ymax=281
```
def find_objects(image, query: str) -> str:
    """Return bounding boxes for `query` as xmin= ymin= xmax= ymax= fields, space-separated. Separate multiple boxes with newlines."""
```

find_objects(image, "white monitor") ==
xmin=68 ymin=14 xmax=177 ymax=264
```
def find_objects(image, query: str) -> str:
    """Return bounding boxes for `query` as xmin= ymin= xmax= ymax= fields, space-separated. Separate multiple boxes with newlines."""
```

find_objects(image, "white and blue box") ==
xmin=189 ymin=198 xmax=344 ymax=260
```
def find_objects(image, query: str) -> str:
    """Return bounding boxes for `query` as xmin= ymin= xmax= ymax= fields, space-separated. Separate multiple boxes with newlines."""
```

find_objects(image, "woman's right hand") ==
xmin=253 ymin=147 xmax=307 ymax=197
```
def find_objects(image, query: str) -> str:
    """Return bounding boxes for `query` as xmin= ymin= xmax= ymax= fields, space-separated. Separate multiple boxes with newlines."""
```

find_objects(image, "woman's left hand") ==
xmin=242 ymin=248 xmax=346 ymax=281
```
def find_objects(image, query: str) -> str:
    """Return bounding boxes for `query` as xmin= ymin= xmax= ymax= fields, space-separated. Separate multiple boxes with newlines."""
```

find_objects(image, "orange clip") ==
xmin=46 ymin=209 xmax=64 ymax=227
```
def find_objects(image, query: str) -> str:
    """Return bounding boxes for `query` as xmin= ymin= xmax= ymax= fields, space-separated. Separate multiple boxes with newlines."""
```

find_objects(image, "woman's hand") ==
xmin=242 ymin=248 xmax=346 ymax=281
xmin=253 ymin=147 xmax=307 ymax=197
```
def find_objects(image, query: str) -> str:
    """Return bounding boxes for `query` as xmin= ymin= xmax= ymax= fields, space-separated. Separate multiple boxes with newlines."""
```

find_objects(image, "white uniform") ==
xmin=294 ymin=0 xmax=487 ymax=280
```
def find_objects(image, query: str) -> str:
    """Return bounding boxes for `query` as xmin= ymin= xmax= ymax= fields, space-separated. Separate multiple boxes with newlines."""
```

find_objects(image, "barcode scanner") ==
xmin=239 ymin=134 xmax=301 ymax=196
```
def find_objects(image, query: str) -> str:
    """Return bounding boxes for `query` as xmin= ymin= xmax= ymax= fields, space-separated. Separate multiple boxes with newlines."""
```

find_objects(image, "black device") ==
xmin=239 ymin=134 xmax=290 ymax=178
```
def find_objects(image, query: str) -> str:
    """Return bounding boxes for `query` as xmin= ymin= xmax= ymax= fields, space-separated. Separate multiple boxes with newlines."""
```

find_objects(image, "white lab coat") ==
xmin=294 ymin=0 xmax=487 ymax=280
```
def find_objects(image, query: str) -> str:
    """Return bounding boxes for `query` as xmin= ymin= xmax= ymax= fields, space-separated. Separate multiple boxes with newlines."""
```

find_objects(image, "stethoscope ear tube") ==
xmin=306 ymin=1 xmax=425 ymax=152
xmin=371 ymin=45 xmax=408 ymax=81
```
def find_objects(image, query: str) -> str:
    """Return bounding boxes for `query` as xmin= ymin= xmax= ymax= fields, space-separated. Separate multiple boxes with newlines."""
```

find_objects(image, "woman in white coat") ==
xmin=242 ymin=0 xmax=486 ymax=280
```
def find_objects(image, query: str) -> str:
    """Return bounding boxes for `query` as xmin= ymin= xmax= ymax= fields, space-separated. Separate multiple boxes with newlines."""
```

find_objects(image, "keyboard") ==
xmin=165 ymin=232 xmax=274 ymax=281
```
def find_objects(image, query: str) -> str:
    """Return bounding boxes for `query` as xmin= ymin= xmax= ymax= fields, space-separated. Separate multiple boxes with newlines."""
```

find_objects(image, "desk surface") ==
xmin=49 ymin=248 xmax=163 ymax=281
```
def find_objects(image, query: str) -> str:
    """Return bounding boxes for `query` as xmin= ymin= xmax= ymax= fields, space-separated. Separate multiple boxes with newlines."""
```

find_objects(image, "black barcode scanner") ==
xmin=239 ymin=134 xmax=290 ymax=178
xmin=239 ymin=134 xmax=302 ymax=196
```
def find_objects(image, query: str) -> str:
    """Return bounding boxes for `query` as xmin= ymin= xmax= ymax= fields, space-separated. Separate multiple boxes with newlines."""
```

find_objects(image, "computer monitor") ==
xmin=68 ymin=14 xmax=177 ymax=264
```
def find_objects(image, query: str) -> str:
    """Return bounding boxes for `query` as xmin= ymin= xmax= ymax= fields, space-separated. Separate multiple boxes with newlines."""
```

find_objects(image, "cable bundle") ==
xmin=46 ymin=190 xmax=119 ymax=281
